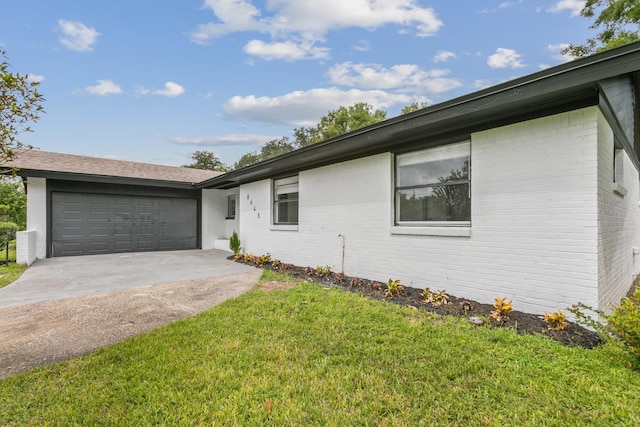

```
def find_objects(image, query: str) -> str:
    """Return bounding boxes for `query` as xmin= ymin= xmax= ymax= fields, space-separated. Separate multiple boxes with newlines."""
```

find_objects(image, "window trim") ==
xmin=272 ymin=175 xmax=299 ymax=226
xmin=393 ymin=141 xmax=471 ymax=227
xmin=613 ymin=144 xmax=628 ymax=197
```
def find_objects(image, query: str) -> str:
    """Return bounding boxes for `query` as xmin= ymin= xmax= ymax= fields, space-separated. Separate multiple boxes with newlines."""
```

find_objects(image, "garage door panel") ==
xmin=51 ymin=192 xmax=198 ymax=257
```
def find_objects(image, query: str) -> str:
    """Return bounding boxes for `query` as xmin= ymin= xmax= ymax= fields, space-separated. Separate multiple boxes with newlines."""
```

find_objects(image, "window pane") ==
xmin=397 ymin=142 xmax=469 ymax=187
xmin=397 ymin=184 xmax=470 ymax=222
xmin=227 ymin=194 xmax=236 ymax=218
xmin=275 ymin=200 xmax=298 ymax=224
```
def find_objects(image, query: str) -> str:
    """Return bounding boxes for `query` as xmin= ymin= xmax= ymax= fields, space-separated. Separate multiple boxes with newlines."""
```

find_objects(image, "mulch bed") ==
xmin=231 ymin=255 xmax=603 ymax=349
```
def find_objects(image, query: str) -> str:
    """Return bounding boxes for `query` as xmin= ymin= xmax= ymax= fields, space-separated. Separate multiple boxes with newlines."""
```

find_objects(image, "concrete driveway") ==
xmin=0 ymin=249 xmax=258 ymax=309
xmin=0 ymin=250 xmax=263 ymax=379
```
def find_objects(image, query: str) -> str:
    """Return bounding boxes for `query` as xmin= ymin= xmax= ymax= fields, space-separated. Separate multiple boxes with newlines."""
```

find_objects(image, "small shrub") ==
xmin=569 ymin=295 xmax=640 ymax=369
xmin=256 ymin=253 xmax=271 ymax=267
xmin=608 ymin=289 xmax=640 ymax=365
xmin=384 ymin=279 xmax=404 ymax=298
xmin=280 ymin=263 xmax=292 ymax=271
xmin=460 ymin=300 xmax=473 ymax=314
xmin=334 ymin=272 xmax=345 ymax=282
xmin=369 ymin=281 xmax=382 ymax=291
xmin=243 ymin=253 xmax=256 ymax=264
xmin=490 ymin=297 xmax=513 ymax=323
xmin=349 ymin=277 xmax=364 ymax=287
xmin=543 ymin=310 xmax=569 ymax=331
xmin=229 ymin=231 xmax=241 ymax=255
xmin=271 ymin=259 xmax=280 ymax=269
xmin=315 ymin=265 xmax=333 ymax=277
xmin=421 ymin=288 xmax=452 ymax=307
xmin=233 ymin=252 xmax=244 ymax=261
xmin=304 ymin=266 xmax=315 ymax=278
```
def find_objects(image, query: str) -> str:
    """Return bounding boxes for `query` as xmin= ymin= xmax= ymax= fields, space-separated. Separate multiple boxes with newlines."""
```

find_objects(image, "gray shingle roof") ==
xmin=4 ymin=150 xmax=222 ymax=184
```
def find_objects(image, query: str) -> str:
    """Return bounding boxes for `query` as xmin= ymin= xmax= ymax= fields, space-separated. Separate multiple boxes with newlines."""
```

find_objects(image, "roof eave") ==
xmin=16 ymin=169 xmax=200 ymax=190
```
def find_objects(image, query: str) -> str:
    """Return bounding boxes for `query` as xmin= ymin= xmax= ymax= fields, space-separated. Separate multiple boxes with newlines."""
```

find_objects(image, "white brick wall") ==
xmin=235 ymin=106 xmax=636 ymax=315
xmin=15 ymin=230 xmax=37 ymax=265
xmin=25 ymin=177 xmax=47 ymax=260
xmin=201 ymin=188 xmax=239 ymax=249
xmin=596 ymin=112 xmax=640 ymax=313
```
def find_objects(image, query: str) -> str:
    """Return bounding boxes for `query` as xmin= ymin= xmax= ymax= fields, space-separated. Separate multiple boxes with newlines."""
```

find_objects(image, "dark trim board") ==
xmin=46 ymin=180 xmax=202 ymax=257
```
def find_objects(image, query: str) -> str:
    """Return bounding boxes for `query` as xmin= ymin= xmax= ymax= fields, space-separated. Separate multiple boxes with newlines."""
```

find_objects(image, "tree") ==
xmin=401 ymin=102 xmax=428 ymax=114
xmin=1 ymin=49 xmax=45 ymax=166
xmin=311 ymin=102 xmax=387 ymax=144
xmin=563 ymin=0 xmax=640 ymax=58
xmin=233 ymin=137 xmax=294 ymax=169
xmin=232 ymin=102 xmax=388 ymax=169
xmin=183 ymin=150 xmax=230 ymax=172
xmin=0 ymin=180 xmax=26 ymax=229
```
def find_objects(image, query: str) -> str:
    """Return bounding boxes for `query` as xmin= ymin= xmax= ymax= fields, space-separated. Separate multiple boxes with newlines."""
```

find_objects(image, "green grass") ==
xmin=1 ymin=278 xmax=639 ymax=425
xmin=0 ymin=261 xmax=25 ymax=288
xmin=0 ymin=240 xmax=25 ymax=288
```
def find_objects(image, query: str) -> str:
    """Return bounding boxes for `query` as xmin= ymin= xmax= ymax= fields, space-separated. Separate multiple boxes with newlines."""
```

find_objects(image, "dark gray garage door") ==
xmin=51 ymin=192 xmax=197 ymax=257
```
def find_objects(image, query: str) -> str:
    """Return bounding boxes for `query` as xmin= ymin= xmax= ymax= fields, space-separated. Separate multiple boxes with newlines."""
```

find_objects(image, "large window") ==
xmin=395 ymin=141 xmax=470 ymax=225
xmin=273 ymin=176 xmax=299 ymax=225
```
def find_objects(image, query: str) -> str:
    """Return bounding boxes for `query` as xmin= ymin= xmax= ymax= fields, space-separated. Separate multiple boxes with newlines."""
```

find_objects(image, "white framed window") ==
xmin=395 ymin=141 xmax=470 ymax=226
xmin=273 ymin=176 xmax=299 ymax=225
xmin=227 ymin=194 xmax=236 ymax=219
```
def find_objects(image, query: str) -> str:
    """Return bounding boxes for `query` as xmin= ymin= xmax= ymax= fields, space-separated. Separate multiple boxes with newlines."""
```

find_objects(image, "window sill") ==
xmin=225 ymin=217 xmax=236 ymax=220
xmin=613 ymin=183 xmax=627 ymax=198
xmin=270 ymin=224 xmax=299 ymax=232
xmin=391 ymin=226 xmax=471 ymax=237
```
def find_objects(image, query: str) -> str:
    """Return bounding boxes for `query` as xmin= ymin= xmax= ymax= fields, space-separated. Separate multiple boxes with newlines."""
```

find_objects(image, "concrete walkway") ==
xmin=0 ymin=250 xmax=258 ymax=309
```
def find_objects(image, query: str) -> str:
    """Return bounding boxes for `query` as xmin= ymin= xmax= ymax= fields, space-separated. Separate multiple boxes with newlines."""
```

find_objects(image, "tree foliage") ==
xmin=0 ymin=180 xmax=26 ymax=229
xmin=307 ymin=102 xmax=387 ymax=144
xmin=233 ymin=102 xmax=387 ymax=169
xmin=564 ymin=0 xmax=640 ymax=57
xmin=183 ymin=150 xmax=230 ymax=172
xmin=401 ymin=102 xmax=428 ymax=115
xmin=1 ymin=49 xmax=45 ymax=166
xmin=234 ymin=137 xmax=295 ymax=169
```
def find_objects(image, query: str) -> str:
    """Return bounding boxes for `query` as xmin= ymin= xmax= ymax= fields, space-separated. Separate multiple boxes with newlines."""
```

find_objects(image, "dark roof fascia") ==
xmin=16 ymin=169 xmax=199 ymax=190
xmin=198 ymin=42 xmax=640 ymax=190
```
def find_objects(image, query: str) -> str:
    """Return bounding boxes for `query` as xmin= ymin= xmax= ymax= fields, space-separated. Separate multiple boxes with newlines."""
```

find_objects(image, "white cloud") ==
xmin=244 ymin=39 xmax=330 ymax=60
xmin=190 ymin=0 xmax=443 ymax=45
xmin=546 ymin=43 xmax=576 ymax=62
xmin=58 ymin=19 xmax=100 ymax=52
xmin=434 ymin=50 xmax=456 ymax=63
xmin=152 ymin=82 xmax=185 ymax=97
xmin=487 ymin=48 xmax=526 ymax=68
xmin=223 ymin=87 xmax=412 ymax=126
xmin=85 ymin=80 xmax=122 ymax=96
xmin=327 ymin=62 xmax=461 ymax=94
xmin=26 ymin=74 xmax=45 ymax=83
xmin=353 ymin=40 xmax=371 ymax=52
xmin=170 ymin=134 xmax=279 ymax=146
xmin=499 ymin=0 xmax=523 ymax=9
xmin=548 ymin=0 xmax=585 ymax=16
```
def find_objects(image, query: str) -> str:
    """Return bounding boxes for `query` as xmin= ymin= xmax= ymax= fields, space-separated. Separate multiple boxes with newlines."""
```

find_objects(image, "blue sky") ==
xmin=2 ymin=0 xmax=595 ymax=167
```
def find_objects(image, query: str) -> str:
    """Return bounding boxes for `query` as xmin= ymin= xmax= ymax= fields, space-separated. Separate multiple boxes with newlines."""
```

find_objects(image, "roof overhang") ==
xmin=199 ymin=42 xmax=640 ymax=190
xmin=16 ymin=169 xmax=200 ymax=190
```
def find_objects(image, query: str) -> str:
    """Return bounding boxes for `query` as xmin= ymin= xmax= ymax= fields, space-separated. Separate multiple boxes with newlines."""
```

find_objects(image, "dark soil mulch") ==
xmin=231 ymin=256 xmax=603 ymax=349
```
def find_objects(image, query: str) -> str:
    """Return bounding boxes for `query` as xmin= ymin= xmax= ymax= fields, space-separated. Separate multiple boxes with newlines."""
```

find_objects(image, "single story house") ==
xmin=7 ymin=42 xmax=640 ymax=316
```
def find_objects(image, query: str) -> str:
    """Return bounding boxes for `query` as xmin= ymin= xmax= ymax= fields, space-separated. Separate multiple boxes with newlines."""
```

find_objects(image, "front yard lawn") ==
xmin=0 ymin=262 xmax=25 ymax=289
xmin=1 ymin=275 xmax=639 ymax=425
